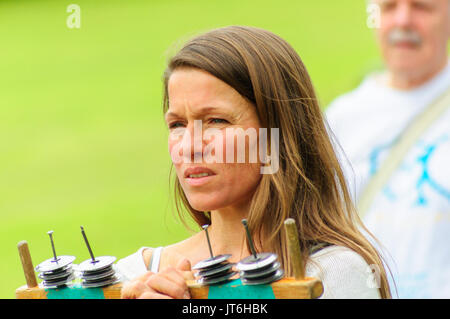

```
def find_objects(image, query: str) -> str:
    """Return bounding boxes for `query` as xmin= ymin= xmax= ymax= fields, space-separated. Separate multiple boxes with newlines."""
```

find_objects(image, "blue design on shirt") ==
xmin=368 ymin=135 xmax=450 ymax=205
xmin=416 ymin=135 xmax=450 ymax=206
xmin=368 ymin=141 xmax=394 ymax=176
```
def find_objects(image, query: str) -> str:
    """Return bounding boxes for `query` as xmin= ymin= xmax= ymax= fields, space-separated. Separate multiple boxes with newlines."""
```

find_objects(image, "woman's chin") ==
xmin=187 ymin=196 xmax=226 ymax=212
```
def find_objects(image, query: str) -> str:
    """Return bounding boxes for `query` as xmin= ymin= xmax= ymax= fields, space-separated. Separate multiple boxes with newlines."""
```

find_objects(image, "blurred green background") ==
xmin=0 ymin=0 xmax=380 ymax=298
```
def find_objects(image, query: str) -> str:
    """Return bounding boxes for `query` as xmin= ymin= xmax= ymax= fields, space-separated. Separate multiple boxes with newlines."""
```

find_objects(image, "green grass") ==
xmin=0 ymin=0 xmax=380 ymax=298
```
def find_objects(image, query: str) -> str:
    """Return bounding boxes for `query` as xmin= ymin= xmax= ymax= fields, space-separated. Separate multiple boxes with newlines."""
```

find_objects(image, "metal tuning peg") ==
xmin=236 ymin=219 xmax=284 ymax=285
xmin=35 ymin=230 xmax=76 ymax=288
xmin=77 ymin=226 xmax=120 ymax=288
xmin=192 ymin=224 xmax=236 ymax=285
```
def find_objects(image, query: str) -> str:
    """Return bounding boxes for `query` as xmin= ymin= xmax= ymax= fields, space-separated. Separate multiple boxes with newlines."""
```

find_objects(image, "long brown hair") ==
xmin=162 ymin=25 xmax=392 ymax=298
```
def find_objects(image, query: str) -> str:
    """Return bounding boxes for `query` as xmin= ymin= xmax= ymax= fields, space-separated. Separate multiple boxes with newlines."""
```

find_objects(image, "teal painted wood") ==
xmin=45 ymin=283 xmax=105 ymax=299
xmin=208 ymin=278 xmax=275 ymax=299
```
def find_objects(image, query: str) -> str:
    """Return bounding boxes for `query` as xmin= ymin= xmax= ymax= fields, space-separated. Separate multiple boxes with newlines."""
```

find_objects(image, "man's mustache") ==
xmin=387 ymin=28 xmax=422 ymax=46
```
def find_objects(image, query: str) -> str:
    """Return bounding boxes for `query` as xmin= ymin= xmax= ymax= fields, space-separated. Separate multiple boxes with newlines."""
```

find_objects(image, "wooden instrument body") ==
xmin=16 ymin=219 xmax=322 ymax=299
xmin=16 ymin=277 xmax=323 ymax=299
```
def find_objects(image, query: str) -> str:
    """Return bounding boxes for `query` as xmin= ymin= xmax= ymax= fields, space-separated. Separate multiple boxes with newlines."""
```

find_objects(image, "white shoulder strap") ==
xmin=357 ymin=86 xmax=450 ymax=217
xmin=148 ymin=246 xmax=164 ymax=273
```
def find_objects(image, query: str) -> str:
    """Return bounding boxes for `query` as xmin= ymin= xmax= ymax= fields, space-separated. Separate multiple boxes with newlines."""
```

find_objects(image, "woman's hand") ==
xmin=121 ymin=258 xmax=194 ymax=299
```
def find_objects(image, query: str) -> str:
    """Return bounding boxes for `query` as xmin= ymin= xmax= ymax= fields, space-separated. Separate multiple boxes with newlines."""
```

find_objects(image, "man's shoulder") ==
xmin=326 ymin=75 xmax=376 ymax=118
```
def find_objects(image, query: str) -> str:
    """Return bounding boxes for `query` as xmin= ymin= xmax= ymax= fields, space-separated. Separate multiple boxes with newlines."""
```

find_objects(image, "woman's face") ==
xmin=165 ymin=67 xmax=262 ymax=212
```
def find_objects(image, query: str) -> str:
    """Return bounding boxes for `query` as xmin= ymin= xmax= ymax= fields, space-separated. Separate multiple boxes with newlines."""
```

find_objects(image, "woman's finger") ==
xmin=176 ymin=258 xmax=195 ymax=281
xmin=120 ymin=271 xmax=155 ymax=299
xmin=121 ymin=279 xmax=151 ymax=299
xmin=161 ymin=267 xmax=189 ymax=289
xmin=145 ymin=271 xmax=190 ymax=299
xmin=176 ymin=258 xmax=191 ymax=271
xmin=138 ymin=291 xmax=173 ymax=299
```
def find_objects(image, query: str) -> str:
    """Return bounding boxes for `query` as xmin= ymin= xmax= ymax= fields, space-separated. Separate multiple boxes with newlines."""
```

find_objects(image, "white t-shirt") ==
xmin=326 ymin=61 xmax=450 ymax=298
xmin=115 ymin=245 xmax=381 ymax=299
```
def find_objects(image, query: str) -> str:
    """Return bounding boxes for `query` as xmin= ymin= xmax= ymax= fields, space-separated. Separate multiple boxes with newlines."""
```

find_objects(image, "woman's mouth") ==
xmin=187 ymin=172 xmax=211 ymax=178
xmin=184 ymin=167 xmax=216 ymax=186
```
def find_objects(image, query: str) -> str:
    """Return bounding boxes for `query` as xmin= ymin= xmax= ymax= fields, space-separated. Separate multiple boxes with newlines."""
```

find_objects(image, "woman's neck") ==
xmin=207 ymin=203 xmax=251 ymax=262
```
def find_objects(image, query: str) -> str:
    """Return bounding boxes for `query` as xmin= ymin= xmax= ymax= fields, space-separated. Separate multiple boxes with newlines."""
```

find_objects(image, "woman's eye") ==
xmin=168 ymin=121 xmax=185 ymax=129
xmin=209 ymin=118 xmax=228 ymax=124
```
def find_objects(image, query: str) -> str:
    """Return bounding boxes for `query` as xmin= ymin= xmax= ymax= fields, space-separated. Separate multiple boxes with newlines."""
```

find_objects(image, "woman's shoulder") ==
xmin=306 ymin=245 xmax=381 ymax=299
xmin=309 ymin=245 xmax=367 ymax=265
xmin=115 ymin=247 xmax=154 ymax=281
xmin=115 ymin=235 xmax=201 ymax=281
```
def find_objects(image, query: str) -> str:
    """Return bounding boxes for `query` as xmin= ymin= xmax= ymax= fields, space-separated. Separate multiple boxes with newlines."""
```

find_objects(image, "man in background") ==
xmin=326 ymin=0 xmax=450 ymax=298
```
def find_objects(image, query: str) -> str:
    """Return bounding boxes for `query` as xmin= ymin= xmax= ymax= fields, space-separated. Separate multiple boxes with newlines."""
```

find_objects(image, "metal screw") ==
xmin=47 ymin=231 xmax=60 ymax=263
xmin=202 ymin=224 xmax=214 ymax=259
xmin=80 ymin=226 xmax=98 ymax=263
xmin=241 ymin=219 xmax=258 ymax=259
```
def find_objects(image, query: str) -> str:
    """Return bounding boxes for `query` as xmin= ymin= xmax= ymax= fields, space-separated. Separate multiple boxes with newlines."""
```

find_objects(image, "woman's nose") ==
xmin=179 ymin=120 xmax=206 ymax=163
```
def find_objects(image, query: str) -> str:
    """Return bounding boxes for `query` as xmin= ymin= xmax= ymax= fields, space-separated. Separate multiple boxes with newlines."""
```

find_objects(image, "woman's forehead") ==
xmin=166 ymin=68 xmax=251 ymax=117
xmin=168 ymin=68 xmax=239 ymax=102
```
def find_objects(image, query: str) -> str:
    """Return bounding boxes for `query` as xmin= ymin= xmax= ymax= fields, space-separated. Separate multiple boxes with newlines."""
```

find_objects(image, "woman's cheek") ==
xmin=168 ymin=128 xmax=189 ymax=166
xmin=168 ymin=139 xmax=179 ymax=165
xmin=219 ymin=127 xmax=260 ymax=164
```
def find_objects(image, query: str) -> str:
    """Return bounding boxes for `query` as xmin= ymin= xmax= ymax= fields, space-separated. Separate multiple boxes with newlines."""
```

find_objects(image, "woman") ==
xmin=117 ymin=25 xmax=392 ymax=299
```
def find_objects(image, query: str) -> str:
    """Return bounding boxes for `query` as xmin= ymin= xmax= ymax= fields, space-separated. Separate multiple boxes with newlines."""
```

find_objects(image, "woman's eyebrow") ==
xmin=164 ymin=111 xmax=180 ymax=121
xmin=165 ymin=106 xmax=228 ymax=120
